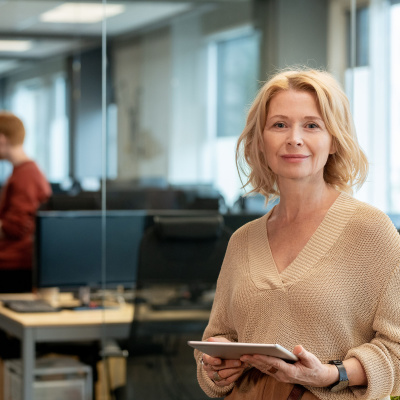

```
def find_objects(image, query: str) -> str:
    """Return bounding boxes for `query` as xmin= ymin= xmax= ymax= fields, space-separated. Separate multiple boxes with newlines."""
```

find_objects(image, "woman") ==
xmin=194 ymin=69 xmax=400 ymax=400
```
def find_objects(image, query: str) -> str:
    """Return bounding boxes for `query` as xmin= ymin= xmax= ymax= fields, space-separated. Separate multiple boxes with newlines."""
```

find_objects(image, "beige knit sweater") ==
xmin=195 ymin=192 xmax=400 ymax=400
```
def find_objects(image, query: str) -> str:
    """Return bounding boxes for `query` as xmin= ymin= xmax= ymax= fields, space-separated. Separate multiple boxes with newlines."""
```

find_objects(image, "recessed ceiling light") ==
xmin=40 ymin=3 xmax=125 ymax=24
xmin=0 ymin=40 xmax=32 ymax=52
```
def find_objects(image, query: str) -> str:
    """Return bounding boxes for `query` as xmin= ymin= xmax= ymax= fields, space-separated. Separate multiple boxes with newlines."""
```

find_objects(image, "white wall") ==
xmin=327 ymin=0 xmax=348 ymax=83
xmin=169 ymin=14 xmax=208 ymax=184
xmin=112 ymin=5 xmax=253 ymax=188
xmin=113 ymin=28 xmax=172 ymax=180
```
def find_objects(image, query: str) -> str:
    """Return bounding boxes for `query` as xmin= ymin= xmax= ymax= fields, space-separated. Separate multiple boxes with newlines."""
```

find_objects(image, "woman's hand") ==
xmin=202 ymin=337 xmax=251 ymax=387
xmin=240 ymin=345 xmax=338 ymax=388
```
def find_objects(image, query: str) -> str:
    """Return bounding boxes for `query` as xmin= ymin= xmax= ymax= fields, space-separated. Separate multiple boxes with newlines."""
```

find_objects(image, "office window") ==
xmin=207 ymin=29 xmax=260 ymax=206
xmin=390 ymin=2 xmax=400 ymax=211
xmin=216 ymin=33 xmax=260 ymax=138
xmin=7 ymin=73 xmax=69 ymax=183
xmin=107 ymin=103 xmax=118 ymax=180
xmin=347 ymin=7 xmax=370 ymax=67
xmin=346 ymin=0 xmax=394 ymax=212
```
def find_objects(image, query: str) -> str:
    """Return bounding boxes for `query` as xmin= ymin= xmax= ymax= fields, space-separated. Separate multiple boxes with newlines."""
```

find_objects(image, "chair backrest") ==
xmin=105 ymin=188 xmax=186 ymax=210
xmin=124 ymin=215 xmax=231 ymax=355
xmin=42 ymin=192 xmax=101 ymax=211
xmin=137 ymin=215 xmax=232 ymax=289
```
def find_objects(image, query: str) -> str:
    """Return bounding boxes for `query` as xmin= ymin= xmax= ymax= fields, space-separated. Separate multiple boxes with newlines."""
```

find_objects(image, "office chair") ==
xmin=137 ymin=214 xmax=232 ymax=301
xmin=42 ymin=192 xmax=101 ymax=211
xmin=108 ymin=214 xmax=232 ymax=400
xmin=174 ymin=186 xmax=226 ymax=211
xmin=105 ymin=188 xmax=186 ymax=210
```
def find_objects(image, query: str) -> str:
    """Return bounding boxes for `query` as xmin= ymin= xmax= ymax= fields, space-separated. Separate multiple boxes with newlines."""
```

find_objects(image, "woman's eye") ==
xmin=307 ymin=123 xmax=319 ymax=129
xmin=274 ymin=122 xmax=285 ymax=128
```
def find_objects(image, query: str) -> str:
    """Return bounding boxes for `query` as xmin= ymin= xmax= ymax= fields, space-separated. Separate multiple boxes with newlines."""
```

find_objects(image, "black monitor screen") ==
xmin=34 ymin=210 xmax=263 ymax=291
xmin=34 ymin=211 xmax=147 ymax=289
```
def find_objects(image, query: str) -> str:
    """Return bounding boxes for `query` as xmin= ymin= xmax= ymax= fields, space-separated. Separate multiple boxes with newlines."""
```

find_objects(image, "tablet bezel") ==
xmin=187 ymin=341 xmax=298 ymax=363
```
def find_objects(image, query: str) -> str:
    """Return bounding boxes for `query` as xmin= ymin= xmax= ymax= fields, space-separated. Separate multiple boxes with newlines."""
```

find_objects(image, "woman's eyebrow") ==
xmin=267 ymin=114 xmax=288 ymax=120
xmin=267 ymin=115 xmax=324 ymax=121
xmin=304 ymin=115 xmax=323 ymax=120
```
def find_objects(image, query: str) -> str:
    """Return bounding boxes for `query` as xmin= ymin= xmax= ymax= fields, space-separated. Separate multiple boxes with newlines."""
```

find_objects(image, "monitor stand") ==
xmin=151 ymin=283 xmax=215 ymax=311
xmin=78 ymin=286 xmax=91 ymax=306
xmin=76 ymin=286 xmax=132 ymax=309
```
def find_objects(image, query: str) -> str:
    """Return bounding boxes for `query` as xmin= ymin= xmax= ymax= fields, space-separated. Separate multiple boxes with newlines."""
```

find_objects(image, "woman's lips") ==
xmin=281 ymin=154 xmax=309 ymax=162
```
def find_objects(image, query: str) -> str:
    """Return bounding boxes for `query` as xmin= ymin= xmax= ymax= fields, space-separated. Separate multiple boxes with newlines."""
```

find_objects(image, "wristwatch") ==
xmin=328 ymin=360 xmax=349 ymax=392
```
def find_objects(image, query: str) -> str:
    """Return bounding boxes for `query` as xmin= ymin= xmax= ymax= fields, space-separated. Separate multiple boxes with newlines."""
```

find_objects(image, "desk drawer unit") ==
xmin=4 ymin=356 xmax=92 ymax=400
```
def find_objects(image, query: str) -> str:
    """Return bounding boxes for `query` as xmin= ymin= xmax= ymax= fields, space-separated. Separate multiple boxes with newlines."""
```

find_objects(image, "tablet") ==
xmin=187 ymin=341 xmax=298 ymax=363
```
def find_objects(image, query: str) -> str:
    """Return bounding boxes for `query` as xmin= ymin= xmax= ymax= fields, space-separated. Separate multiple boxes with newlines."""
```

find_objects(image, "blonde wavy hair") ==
xmin=236 ymin=68 xmax=369 ymax=201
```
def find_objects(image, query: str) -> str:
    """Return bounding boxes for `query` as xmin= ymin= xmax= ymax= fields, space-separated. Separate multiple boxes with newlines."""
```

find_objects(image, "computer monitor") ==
xmin=33 ymin=210 xmax=264 ymax=293
xmin=34 ymin=210 xmax=148 ymax=290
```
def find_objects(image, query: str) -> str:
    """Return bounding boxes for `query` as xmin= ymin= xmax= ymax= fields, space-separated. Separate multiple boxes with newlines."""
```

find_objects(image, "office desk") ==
xmin=0 ymin=299 xmax=210 ymax=400
xmin=0 ymin=302 xmax=133 ymax=400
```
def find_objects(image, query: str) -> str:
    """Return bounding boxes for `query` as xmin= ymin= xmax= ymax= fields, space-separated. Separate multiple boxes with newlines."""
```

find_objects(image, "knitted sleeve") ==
xmin=194 ymin=225 xmax=249 ymax=398
xmin=1 ymin=179 xmax=36 ymax=239
xmin=1 ymin=166 xmax=50 ymax=239
xmin=345 ymin=219 xmax=400 ymax=399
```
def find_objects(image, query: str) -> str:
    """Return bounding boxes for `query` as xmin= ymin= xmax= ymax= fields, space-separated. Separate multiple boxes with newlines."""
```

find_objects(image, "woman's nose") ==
xmin=286 ymin=128 xmax=303 ymax=146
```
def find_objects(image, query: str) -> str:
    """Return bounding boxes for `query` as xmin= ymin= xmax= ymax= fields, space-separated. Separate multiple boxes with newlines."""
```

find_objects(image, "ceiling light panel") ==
xmin=40 ymin=3 xmax=125 ymax=24
xmin=0 ymin=40 xmax=32 ymax=52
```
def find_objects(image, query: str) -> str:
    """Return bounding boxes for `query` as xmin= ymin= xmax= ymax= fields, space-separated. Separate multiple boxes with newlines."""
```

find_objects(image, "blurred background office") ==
xmin=0 ymin=0 xmax=396 ymax=212
xmin=0 ymin=0 xmax=389 ymax=211
xmin=0 ymin=0 xmax=397 ymax=399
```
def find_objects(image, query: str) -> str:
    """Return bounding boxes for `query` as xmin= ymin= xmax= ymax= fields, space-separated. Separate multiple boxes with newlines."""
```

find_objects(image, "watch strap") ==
xmin=328 ymin=360 xmax=349 ymax=392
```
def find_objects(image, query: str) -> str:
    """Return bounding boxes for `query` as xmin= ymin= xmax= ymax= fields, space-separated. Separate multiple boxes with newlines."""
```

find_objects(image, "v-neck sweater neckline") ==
xmin=248 ymin=191 xmax=358 ymax=289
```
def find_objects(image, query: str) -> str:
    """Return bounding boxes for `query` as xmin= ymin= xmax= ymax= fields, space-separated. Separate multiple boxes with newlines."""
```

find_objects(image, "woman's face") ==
xmin=263 ymin=89 xmax=335 ymax=185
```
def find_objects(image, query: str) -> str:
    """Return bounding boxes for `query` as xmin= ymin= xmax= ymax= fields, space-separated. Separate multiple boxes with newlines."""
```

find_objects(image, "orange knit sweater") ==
xmin=196 ymin=192 xmax=400 ymax=400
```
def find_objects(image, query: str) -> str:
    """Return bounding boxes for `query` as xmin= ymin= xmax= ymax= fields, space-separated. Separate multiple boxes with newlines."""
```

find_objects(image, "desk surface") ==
xmin=0 ymin=300 xmax=210 ymax=328
xmin=0 ymin=303 xmax=134 ymax=327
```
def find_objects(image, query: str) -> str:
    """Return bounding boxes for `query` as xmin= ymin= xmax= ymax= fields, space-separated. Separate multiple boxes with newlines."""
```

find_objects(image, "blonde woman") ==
xmin=195 ymin=69 xmax=400 ymax=400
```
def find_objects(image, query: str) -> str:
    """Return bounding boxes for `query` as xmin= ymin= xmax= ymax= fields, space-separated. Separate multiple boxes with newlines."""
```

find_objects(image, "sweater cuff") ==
xmin=346 ymin=345 xmax=393 ymax=399
xmin=196 ymin=354 xmax=234 ymax=398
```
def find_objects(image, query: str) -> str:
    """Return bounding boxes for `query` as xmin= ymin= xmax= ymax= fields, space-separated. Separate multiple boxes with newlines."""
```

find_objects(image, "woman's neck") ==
xmin=273 ymin=181 xmax=339 ymax=223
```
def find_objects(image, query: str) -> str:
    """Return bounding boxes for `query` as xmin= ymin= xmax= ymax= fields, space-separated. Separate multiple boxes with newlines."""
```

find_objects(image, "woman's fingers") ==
xmin=201 ymin=356 xmax=248 ymax=387
xmin=200 ymin=337 xmax=249 ymax=387
xmin=202 ymin=350 xmax=223 ymax=366
xmin=207 ymin=366 xmax=245 ymax=386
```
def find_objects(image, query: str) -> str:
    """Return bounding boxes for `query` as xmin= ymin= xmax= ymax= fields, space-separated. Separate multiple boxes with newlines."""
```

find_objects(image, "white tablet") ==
xmin=188 ymin=341 xmax=298 ymax=363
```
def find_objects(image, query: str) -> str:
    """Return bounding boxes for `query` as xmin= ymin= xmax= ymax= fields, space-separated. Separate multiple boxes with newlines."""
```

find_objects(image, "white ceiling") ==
xmin=0 ymin=1 xmax=194 ymax=37
xmin=0 ymin=0 xmax=198 ymax=74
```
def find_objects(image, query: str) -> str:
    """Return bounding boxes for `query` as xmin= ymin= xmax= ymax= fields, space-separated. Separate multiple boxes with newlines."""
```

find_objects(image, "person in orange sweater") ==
xmin=0 ymin=112 xmax=51 ymax=292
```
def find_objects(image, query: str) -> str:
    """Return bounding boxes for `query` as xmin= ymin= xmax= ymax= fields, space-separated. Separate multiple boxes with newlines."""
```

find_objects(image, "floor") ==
xmin=0 ymin=327 xmax=216 ymax=400
xmin=113 ymin=333 xmax=221 ymax=400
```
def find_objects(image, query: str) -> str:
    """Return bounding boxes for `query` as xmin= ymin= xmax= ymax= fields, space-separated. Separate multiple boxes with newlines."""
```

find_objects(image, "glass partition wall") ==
xmin=0 ymin=0 xmax=394 ymax=399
